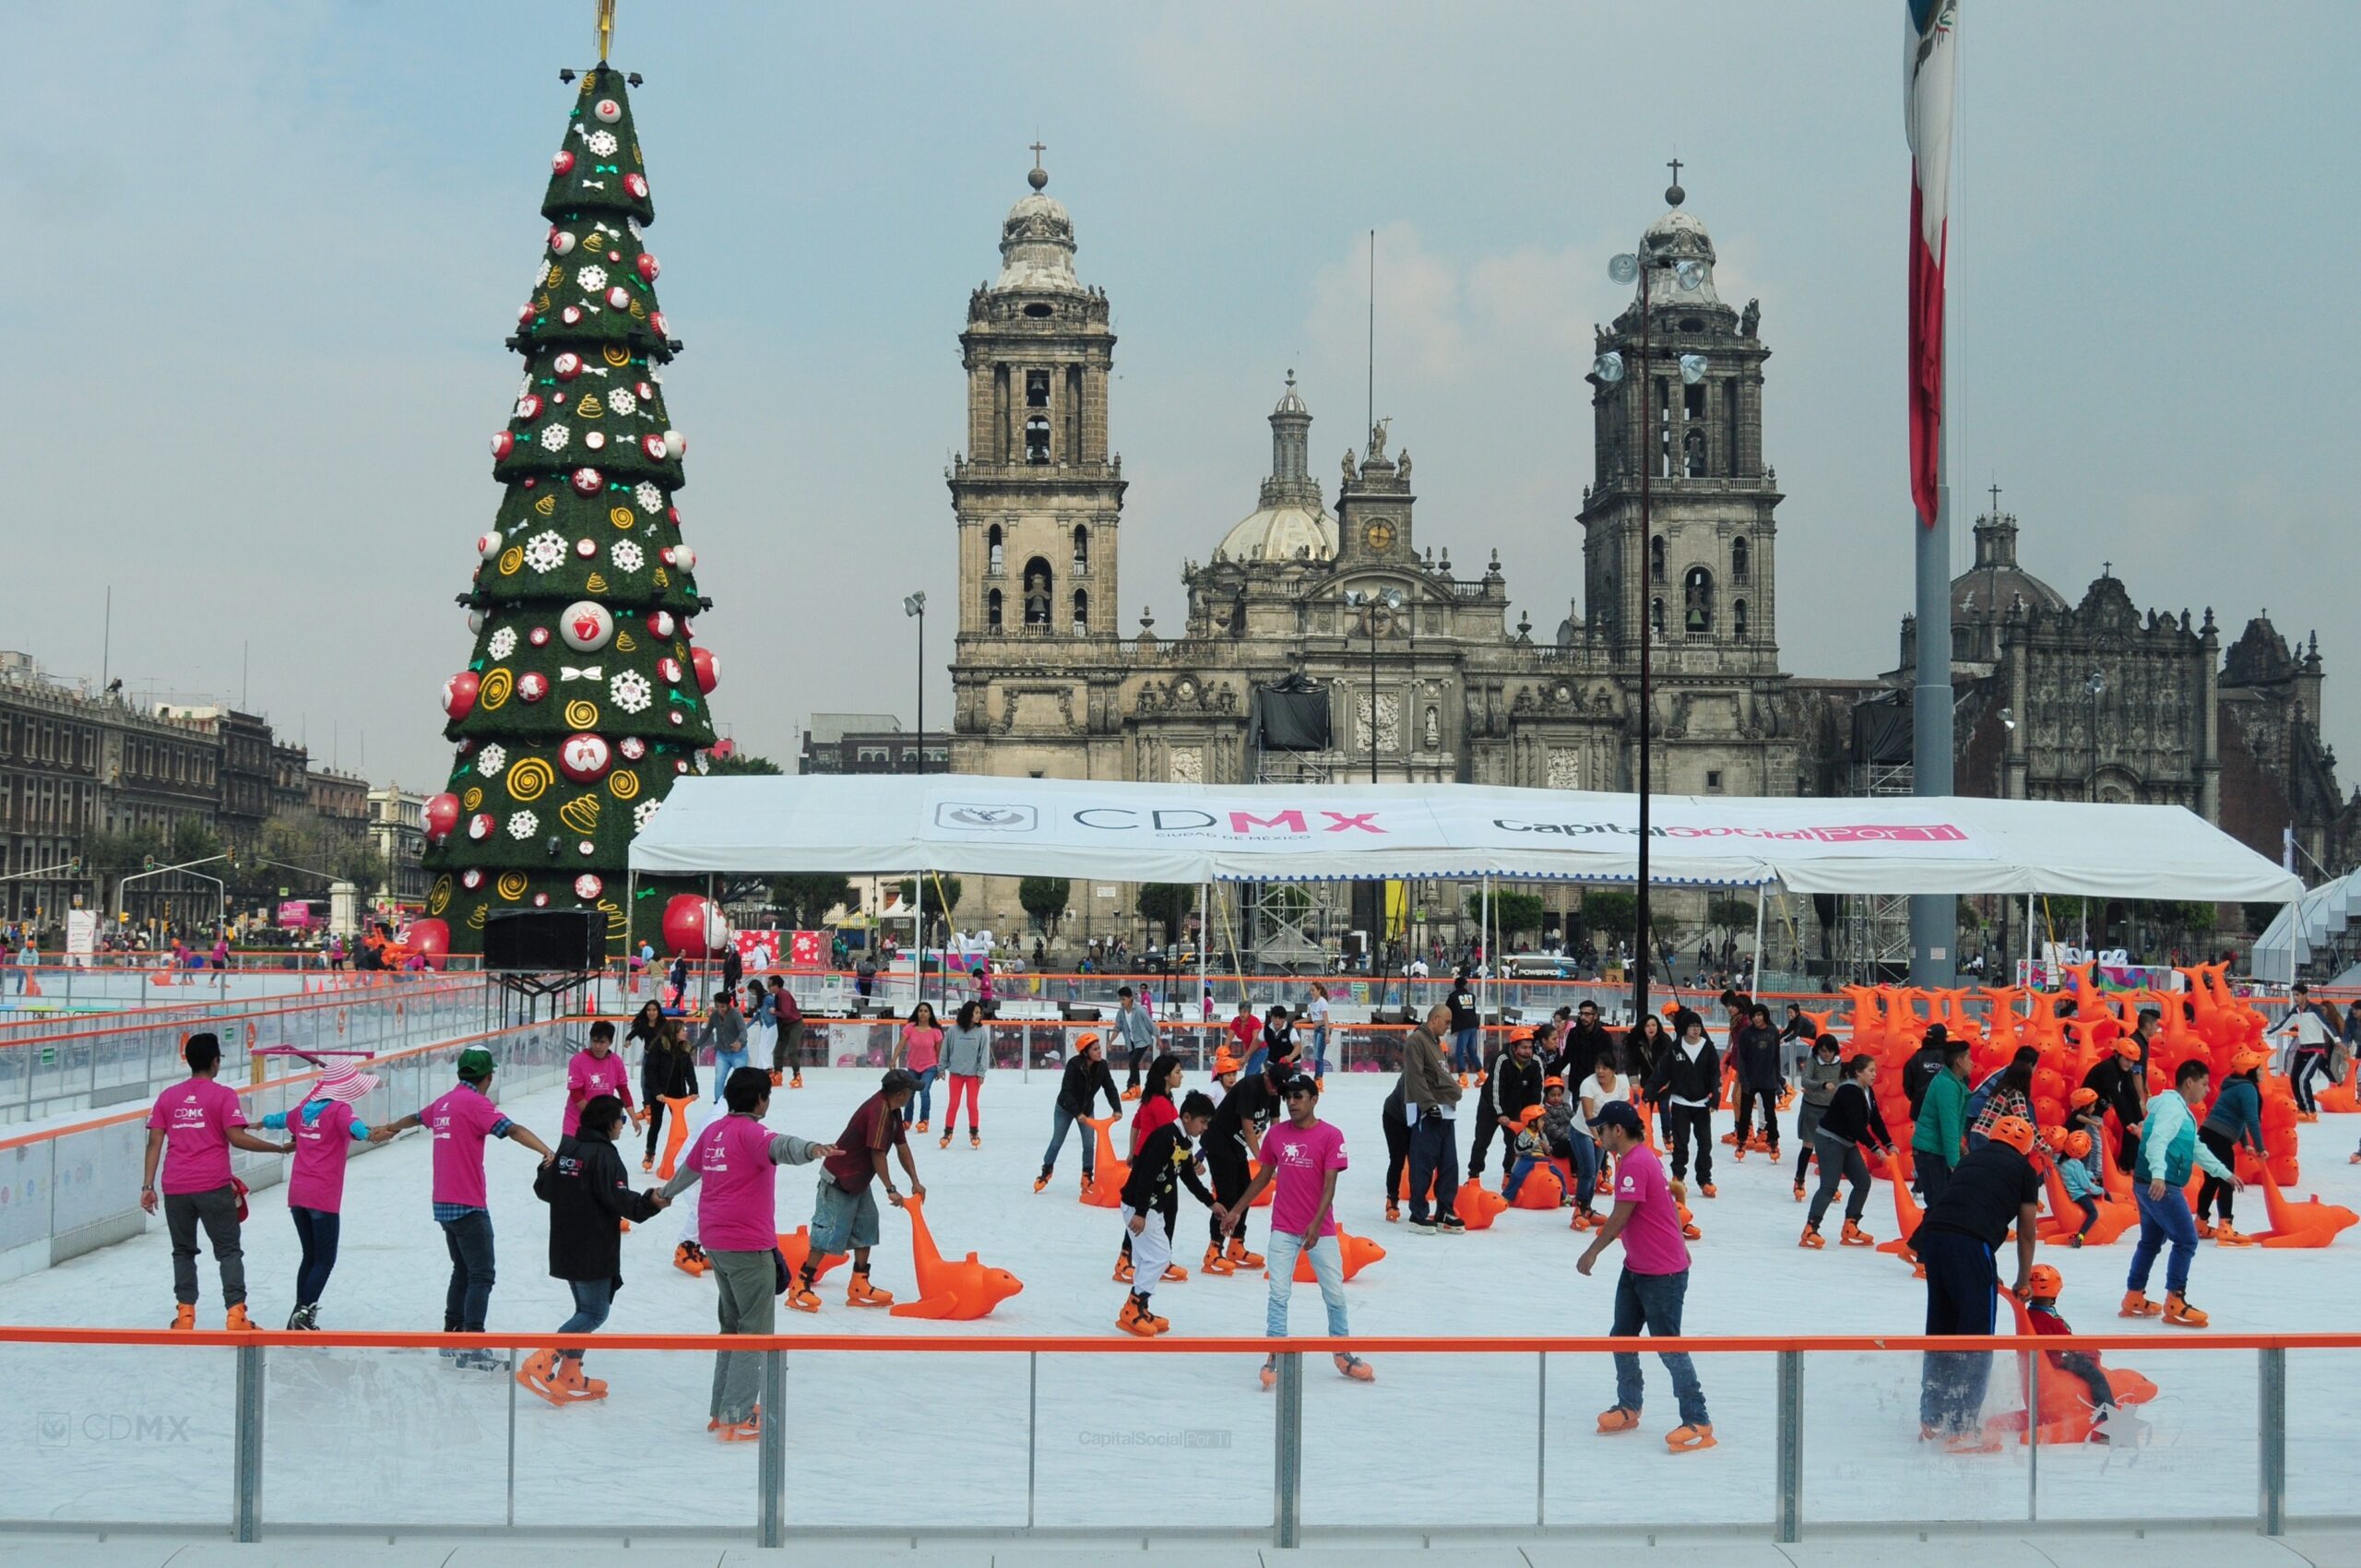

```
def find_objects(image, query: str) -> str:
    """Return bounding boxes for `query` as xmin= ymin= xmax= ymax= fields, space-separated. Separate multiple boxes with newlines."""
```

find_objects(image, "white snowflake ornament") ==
xmin=523 ymin=531 xmax=567 ymax=573
xmin=633 ymin=481 xmax=663 ymax=514
xmin=506 ymin=811 xmax=540 ymax=841
xmin=633 ymin=798 xmax=662 ymax=832
xmin=487 ymin=628 xmax=517 ymax=660
xmin=476 ymin=742 xmax=508 ymax=778
xmin=610 ymin=670 xmax=653 ymax=714
xmin=611 ymin=541 xmax=645 ymax=572
xmin=538 ymin=423 xmax=571 ymax=453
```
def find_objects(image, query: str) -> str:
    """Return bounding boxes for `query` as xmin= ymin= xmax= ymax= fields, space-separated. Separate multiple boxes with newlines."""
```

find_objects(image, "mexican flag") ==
xmin=1906 ymin=0 xmax=1959 ymax=528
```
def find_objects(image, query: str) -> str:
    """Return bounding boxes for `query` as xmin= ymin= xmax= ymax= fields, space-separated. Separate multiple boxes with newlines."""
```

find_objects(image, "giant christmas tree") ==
xmin=417 ymin=58 xmax=720 ymax=960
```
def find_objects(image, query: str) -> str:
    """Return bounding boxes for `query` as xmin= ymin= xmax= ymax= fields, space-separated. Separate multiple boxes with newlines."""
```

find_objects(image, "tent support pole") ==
xmin=913 ymin=867 xmax=925 ymax=1015
xmin=1479 ymin=876 xmax=1491 ymax=1022
xmin=1199 ymin=881 xmax=1210 ymax=1036
xmin=1752 ymin=883 xmax=1769 ymax=993
xmin=2024 ymin=893 xmax=2036 ymax=1004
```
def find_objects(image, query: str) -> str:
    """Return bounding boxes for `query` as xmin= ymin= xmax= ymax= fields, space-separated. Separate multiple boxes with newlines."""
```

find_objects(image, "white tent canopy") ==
xmin=630 ymin=775 xmax=2301 ymax=901
xmin=2252 ymin=866 xmax=2358 ymax=984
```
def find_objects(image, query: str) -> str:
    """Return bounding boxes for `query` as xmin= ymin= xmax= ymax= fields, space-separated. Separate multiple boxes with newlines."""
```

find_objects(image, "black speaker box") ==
xmin=482 ymin=909 xmax=603 ymax=972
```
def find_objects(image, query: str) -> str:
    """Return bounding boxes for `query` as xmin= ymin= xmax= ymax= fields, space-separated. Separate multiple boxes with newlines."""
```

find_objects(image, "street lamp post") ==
xmin=2083 ymin=668 xmax=2105 ymax=952
xmin=1342 ymin=587 xmax=1403 ymax=990
xmin=903 ymin=592 xmax=928 ymax=775
xmin=1598 ymin=196 xmax=1707 ymax=1024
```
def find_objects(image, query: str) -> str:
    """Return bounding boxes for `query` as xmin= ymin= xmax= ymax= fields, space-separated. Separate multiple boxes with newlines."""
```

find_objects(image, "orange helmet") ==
xmin=2040 ymin=1124 xmax=2071 ymax=1152
xmin=1987 ymin=1115 xmax=2036 ymax=1155
xmin=2232 ymin=1048 xmax=2268 ymax=1075
xmin=2026 ymin=1264 xmax=2062 ymax=1299
xmin=1074 ymin=1032 xmax=1101 ymax=1053
xmin=1511 ymin=1028 xmax=1536 ymax=1044
xmin=2070 ymin=1087 xmax=2099 ymax=1110
xmin=1211 ymin=1050 xmax=1240 ymax=1075
xmin=2064 ymin=1130 xmax=2093 ymax=1158
xmin=1542 ymin=1075 xmax=1567 ymax=1090
xmin=2114 ymin=1037 xmax=2142 ymax=1060
xmin=1517 ymin=1104 xmax=1546 ymax=1125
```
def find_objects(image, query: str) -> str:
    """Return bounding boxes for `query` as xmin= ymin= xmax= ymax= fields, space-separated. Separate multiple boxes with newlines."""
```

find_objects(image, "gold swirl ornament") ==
xmin=427 ymin=875 xmax=452 ymax=916
xmin=653 ymin=566 xmax=669 ymax=588
xmin=597 ymin=898 xmax=627 ymax=936
xmin=479 ymin=668 xmax=515 ymax=710
xmin=609 ymin=505 xmax=634 ymax=529
xmin=602 ymin=344 xmax=633 ymax=369
xmin=498 ymin=546 xmax=525 ymax=576
xmin=558 ymin=794 xmax=602 ymax=835
xmin=606 ymin=768 xmax=640 ymax=801
xmin=628 ymin=300 xmax=647 ymax=320
xmin=586 ymin=572 xmax=609 ymax=594
xmin=611 ymin=629 xmax=637 ymax=652
xmin=546 ymin=263 xmax=564 ymax=288
xmin=462 ymin=787 xmax=484 ymax=811
xmin=506 ymin=755 xmax=554 ymax=802
xmin=467 ymin=904 xmax=489 ymax=929
xmin=495 ymin=873 xmax=528 ymax=903
xmin=536 ymin=493 xmax=559 ymax=517
xmin=564 ymin=699 xmax=599 ymax=730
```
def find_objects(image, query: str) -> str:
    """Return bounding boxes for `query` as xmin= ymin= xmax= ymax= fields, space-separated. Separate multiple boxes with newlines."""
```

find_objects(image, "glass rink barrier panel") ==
xmin=0 ymin=1332 xmax=2338 ymax=1545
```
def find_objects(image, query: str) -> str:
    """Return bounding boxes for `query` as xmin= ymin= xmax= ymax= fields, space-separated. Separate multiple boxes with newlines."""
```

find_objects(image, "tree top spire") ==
xmin=597 ymin=0 xmax=616 ymax=63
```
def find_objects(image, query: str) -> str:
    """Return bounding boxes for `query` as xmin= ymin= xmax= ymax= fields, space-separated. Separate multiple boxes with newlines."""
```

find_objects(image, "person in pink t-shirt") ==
xmin=562 ymin=1020 xmax=636 ymax=1138
xmin=258 ymin=1063 xmax=389 ymax=1330
xmin=1577 ymin=1099 xmax=1712 ymax=1451
xmin=895 ymin=1003 xmax=944 ymax=1134
xmin=140 ymin=1032 xmax=293 ymax=1331
xmin=1228 ymin=1072 xmax=1374 ymax=1389
xmin=374 ymin=1049 xmax=555 ymax=1371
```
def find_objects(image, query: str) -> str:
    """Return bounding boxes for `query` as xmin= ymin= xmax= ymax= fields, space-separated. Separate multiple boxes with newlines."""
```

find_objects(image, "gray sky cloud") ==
xmin=13 ymin=2 xmax=2355 ymax=790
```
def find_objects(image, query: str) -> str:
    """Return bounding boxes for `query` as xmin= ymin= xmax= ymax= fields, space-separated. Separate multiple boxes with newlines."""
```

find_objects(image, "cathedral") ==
xmin=945 ymin=165 xmax=1797 ymax=946
xmin=944 ymin=161 xmax=2358 ymax=956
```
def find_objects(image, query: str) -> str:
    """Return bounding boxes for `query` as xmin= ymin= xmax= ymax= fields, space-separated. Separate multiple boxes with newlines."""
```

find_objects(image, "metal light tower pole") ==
xmin=903 ymin=592 xmax=927 ymax=774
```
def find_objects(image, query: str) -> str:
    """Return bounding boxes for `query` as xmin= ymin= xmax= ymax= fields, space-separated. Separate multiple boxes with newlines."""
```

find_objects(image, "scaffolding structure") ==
xmin=1834 ymin=758 xmax=1914 ymax=982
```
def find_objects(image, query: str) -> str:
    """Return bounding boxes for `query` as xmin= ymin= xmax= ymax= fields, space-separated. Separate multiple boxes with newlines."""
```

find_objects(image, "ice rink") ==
xmin=2 ymin=1067 xmax=2354 ymax=1537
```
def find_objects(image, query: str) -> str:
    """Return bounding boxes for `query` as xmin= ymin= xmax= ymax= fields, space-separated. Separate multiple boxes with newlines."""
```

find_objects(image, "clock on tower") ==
xmin=1361 ymin=517 xmax=1396 ymax=553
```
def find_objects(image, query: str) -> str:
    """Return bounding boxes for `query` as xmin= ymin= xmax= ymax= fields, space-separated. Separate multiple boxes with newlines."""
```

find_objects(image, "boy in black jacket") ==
xmin=1646 ymin=1018 xmax=1723 ymax=1195
xmin=1477 ymin=1028 xmax=1547 ymax=1180
xmin=1203 ymin=1042 xmax=1291 ymax=1274
xmin=524 ymin=1095 xmax=666 ymax=1404
xmin=1036 ymin=1033 xmax=1122 ymax=1194
xmin=1117 ymin=1091 xmax=1223 ymax=1336
xmin=1729 ymin=1004 xmax=1785 ymax=1161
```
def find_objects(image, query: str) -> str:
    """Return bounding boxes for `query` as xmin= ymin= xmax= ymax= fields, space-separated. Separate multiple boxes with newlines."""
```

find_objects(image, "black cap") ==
xmin=1280 ymin=1071 xmax=1320 ymax=1099
xmin=1594 ymin=1100 xmax=1643 ymax=1136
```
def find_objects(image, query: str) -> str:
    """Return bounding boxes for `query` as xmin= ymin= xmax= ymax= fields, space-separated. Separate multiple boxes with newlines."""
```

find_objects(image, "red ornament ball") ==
xmin=516 ymin=671 xmax=550 ymax=704
xmin=443 ymin=671 xmax=481 ymax=720
xmin=406 ymin=919 xmax=451 ymax=970
xmin=549 ymin=229 xmax=576 ymax=255
xmin=574 ymin=873 xmax=604 ymax=900
xmin=492 ymin=431 xmax=514 ymax=460
xmin=561 ymin=305 xmax=583 ymax=327
xmin=467 ymin=812 xmax=494 ymax=841
xmin=640 ymin=434 xmax=668 ymax=460
xmin=658 ymin=656 xmax=683 ymax=684
xmin=649 ymin=310 xmax=668 ymax=336
xmin=461 ymin=868 xmax=485 ymax=891
xmin=560 ymin=601 xmax=613 ymax=652
xmin=516 ymin=303 xmax=534 ymax=325
xmin=662 ymin=894 xmax=727 ymax=957
xmin=593 ymin=98 xmax=623 ymax=124
xmin=423 ymin=792 xmax=461 ymax=841
xmin=553 ymin=352 xmax=583 ymax=381
xmin=668 ymin=711 xmax=685 ymax=727
xmin=533 ymin=893 xmax=551 ymax=909
xmin=636 ymin=254 xmax=659 ymax=282
xmin=571 ymin=467 xmax=603 ymax=494
xmin=635 ymin=381 xmax=655 ymax=401
xmin=690 ymin=646 xmax=720 ymax=695
xmin=663 ymin=429 xmax=686 ymax=458
xmin=552 ymin=149 xmax=575 ymax=174
xmin=645 ymin=610 xmax=677 ymax=640
xmin=606 ymin=285 xmax=632 ymax=311
xmin=624 ymin=172 xmax=648 ymax=199
xmin=576 ymin=840 xmax=596 ymax=857
xmin=671 ymin=544 xmax=696 ymax=572
xmin=516 ymin=393 xmax=543 ymax=421
xmin=476 ymin=532 xmax=501 ymax=560
xmin=528 ymin=626 xmax=552 ymax=647
xmin=575 ymin=537 xmax=597 ymax=559
xmin=582 ymin=430 xmax=605 ymax=451
xmin=558 ymin=732 xmax=611 ymax=782
xmin=618 ymin=736 xmax=648 ymax=761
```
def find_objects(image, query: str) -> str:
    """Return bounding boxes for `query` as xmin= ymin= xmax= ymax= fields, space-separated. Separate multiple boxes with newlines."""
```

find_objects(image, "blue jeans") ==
xmin=1407 ymin=1113 xmax=1460 ymax=1224
xmin=1502 ymin=1155 xmax=1551 ymax=1203
xmin=2129 ymin=1183 xmax=2200 ymax=1298
xmin=1243 ymin=1046 xmax=1268 ymax=1078
xmin=1309 ymin=1026 xmax=1330 ymax=1075
xmin=1264 ymin=1231 xmax=1347 ymax=1338
xmin=713 ymin=1049 xmax=747 ymax=1100
xmin=1569 ymin=1135 xmax=1600 ymax=1211
xmin=1453 ymin=1028 xmax=1482 ymax=1074
xmin=439 ymin=1210 xmax=496 ymax=1333
xmin=911 ymin=1065 xmax=939 ymax=1123
xmin=557 ymin=1277 xmax=614 ymax=1361
xmin=1041 ymin=1105 xmax=1093 ymax=1176
xmin=1610 ymin=1266 xmax=1707 ymax=1428
xmin=1916 ymin=1228 xmax=1997 ymax=1434
xmin=290 ymin=1206 xmax=339 ymax=1308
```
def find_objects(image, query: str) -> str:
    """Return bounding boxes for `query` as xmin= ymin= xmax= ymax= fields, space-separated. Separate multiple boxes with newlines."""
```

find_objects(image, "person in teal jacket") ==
xmin=1911 ymin=1041 xmax=1972 ymax=1208
xmin=2123 ymin=1060 xmax=2237 ymax=1326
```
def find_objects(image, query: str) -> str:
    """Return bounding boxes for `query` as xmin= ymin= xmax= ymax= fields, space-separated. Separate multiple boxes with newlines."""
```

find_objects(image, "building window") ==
xmin=1682 ymin=566 xmax=1714 ymax=635
xmin=1072 ymin=524 xmax=1088 ymax=574
xmin=1650 ymin=597 xmax=1666 ymax=637
xmin=1072 ymin=588 xmax=1089 ymax=636
xmin=1025 ymin=414 xmax=1050 ymax=464
xmin=1023 ymin=558 xmax=1052 ymax=625
xmin=987 ymin=588 xmax=1003 ymax=630
xmin=986 ymin=524 xmax=1004 ymax=574
xmin=1706 ymin=769 xmax=1724 ymax=791
xmin=1026 ymin=369 xmax=1050 ymax=409
xmin=1684 ymin=381 xmax=1706 ymax=420
xmin=1731 ymin=535 xmax=1750 ymax=582
xmin=1733 ymin=598 xmax=1749 ymax=639
xmin=1649 ymin=535 xmax=1666 ymax=584
xmin=1682 ymin=427 xmax=1708 ymax=478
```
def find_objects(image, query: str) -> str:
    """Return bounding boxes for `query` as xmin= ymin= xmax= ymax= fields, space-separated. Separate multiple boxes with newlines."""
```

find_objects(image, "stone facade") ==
xmin=947 ymin=173 xmax=1801 ymax=942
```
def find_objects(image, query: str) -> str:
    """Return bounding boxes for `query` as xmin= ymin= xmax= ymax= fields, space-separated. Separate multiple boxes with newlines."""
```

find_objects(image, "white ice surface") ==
xmin=0 ymin=1071 xmax=2354 ymax=1537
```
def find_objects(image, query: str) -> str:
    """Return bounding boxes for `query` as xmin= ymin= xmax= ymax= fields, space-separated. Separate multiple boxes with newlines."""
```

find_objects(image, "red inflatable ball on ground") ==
xmin=691 ymin=646 xmax=720 ymax=695
xmin=405 ymin=919 xmax=450 ymax=970
xmin=661 ymin=893 xmax=727 ymax=957
xmin=422 ymin=792 xmax=461 ymax=842
xmin=443 ymin=671 xmax=480 ymax=721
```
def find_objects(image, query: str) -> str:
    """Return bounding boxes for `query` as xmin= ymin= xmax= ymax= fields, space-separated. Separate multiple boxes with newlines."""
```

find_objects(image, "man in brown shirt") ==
xmin=1398 ymin=1004 xmax=1465 ymax=1234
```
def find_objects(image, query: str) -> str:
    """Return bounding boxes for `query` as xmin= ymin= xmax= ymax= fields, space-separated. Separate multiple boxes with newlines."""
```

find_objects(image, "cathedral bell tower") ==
xmin=949 ymin=153 xmax=1123 ymax=644
xmin=1335 ymin=418 xmax=1416 ymax=564
xmin=1578 ymin=177 xmax=1781 ymax=673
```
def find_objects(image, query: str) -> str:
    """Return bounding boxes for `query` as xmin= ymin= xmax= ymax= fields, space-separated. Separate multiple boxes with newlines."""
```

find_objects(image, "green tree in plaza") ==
xmin=420 ymin=62 xmax=723 ymax=957
xmin=1465 ymin=890 xmax=1547 ymax=946
xmin=1018 ymin=876 xmax=1072 ymax=936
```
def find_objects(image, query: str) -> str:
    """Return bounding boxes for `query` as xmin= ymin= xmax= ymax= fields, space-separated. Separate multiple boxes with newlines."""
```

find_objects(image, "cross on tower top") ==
xmin=1026 ymin=141 xmax=1048 ymax=191
xmin=1667 ymin=156 xmax=1682 ymax=185
xmin=1664 ymin=157 xmax=1685 ymax=208
xmin=1987 ymin=481 xmax=2003 ymax=517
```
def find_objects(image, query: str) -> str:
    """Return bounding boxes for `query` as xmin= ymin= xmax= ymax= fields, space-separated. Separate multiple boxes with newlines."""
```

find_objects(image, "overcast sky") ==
xmin=15 ymin=3 xmax=2357 ymax=794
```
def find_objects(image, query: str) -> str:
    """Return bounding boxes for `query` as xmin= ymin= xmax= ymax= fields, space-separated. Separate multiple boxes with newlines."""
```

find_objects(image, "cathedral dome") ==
xmin=1638 ymin=206 xmax=1722 ymax=305
xmin=1953 ymin=511 xmax=2066 ymax=618
xmin=995 ymin=176 xmax=1081 ymax=293
xmin=1216 ymin=501 xmax=1336 ymax=564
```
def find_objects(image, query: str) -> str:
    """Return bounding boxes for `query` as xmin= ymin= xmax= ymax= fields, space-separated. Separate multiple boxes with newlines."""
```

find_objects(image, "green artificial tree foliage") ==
xmin=421 ymin=65 xmax=720 ymax=957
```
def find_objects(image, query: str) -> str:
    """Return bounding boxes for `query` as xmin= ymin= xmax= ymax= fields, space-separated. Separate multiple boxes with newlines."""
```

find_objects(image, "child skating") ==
xmin=2021 ymin=1264 xmax=2130 ymax=1443
xmin=1117 ymin=1090 xmax=1224 ymax=1336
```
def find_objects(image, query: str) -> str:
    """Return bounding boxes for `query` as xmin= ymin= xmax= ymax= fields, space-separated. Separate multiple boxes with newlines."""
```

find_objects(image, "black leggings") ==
xmin=644 ymin=1099 xmax=666 ymax=1163
xmin=1732 ymin=1084 xmax=1780 ymax=1152
xmin=1661 ymin=1104 xmax=1713 ymax=1185
xmin=1383 ymin=1107 xmax=1410 ymax=1206
xmin=2195 ymin=1127 xmax=2240 ymax=1224
xmin=1204 ymin=1136 xmax=1251 ymax=1247
xmin=1807 ymin=1134 xmax=1872 ymax=1228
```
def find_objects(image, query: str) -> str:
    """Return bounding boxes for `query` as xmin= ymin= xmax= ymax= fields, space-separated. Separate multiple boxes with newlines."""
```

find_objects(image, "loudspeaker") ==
xmin=1061 ymin=1004 xmax=1102 ymax=1023
xmin=482 ymin=909 xmax=603 ymax=972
